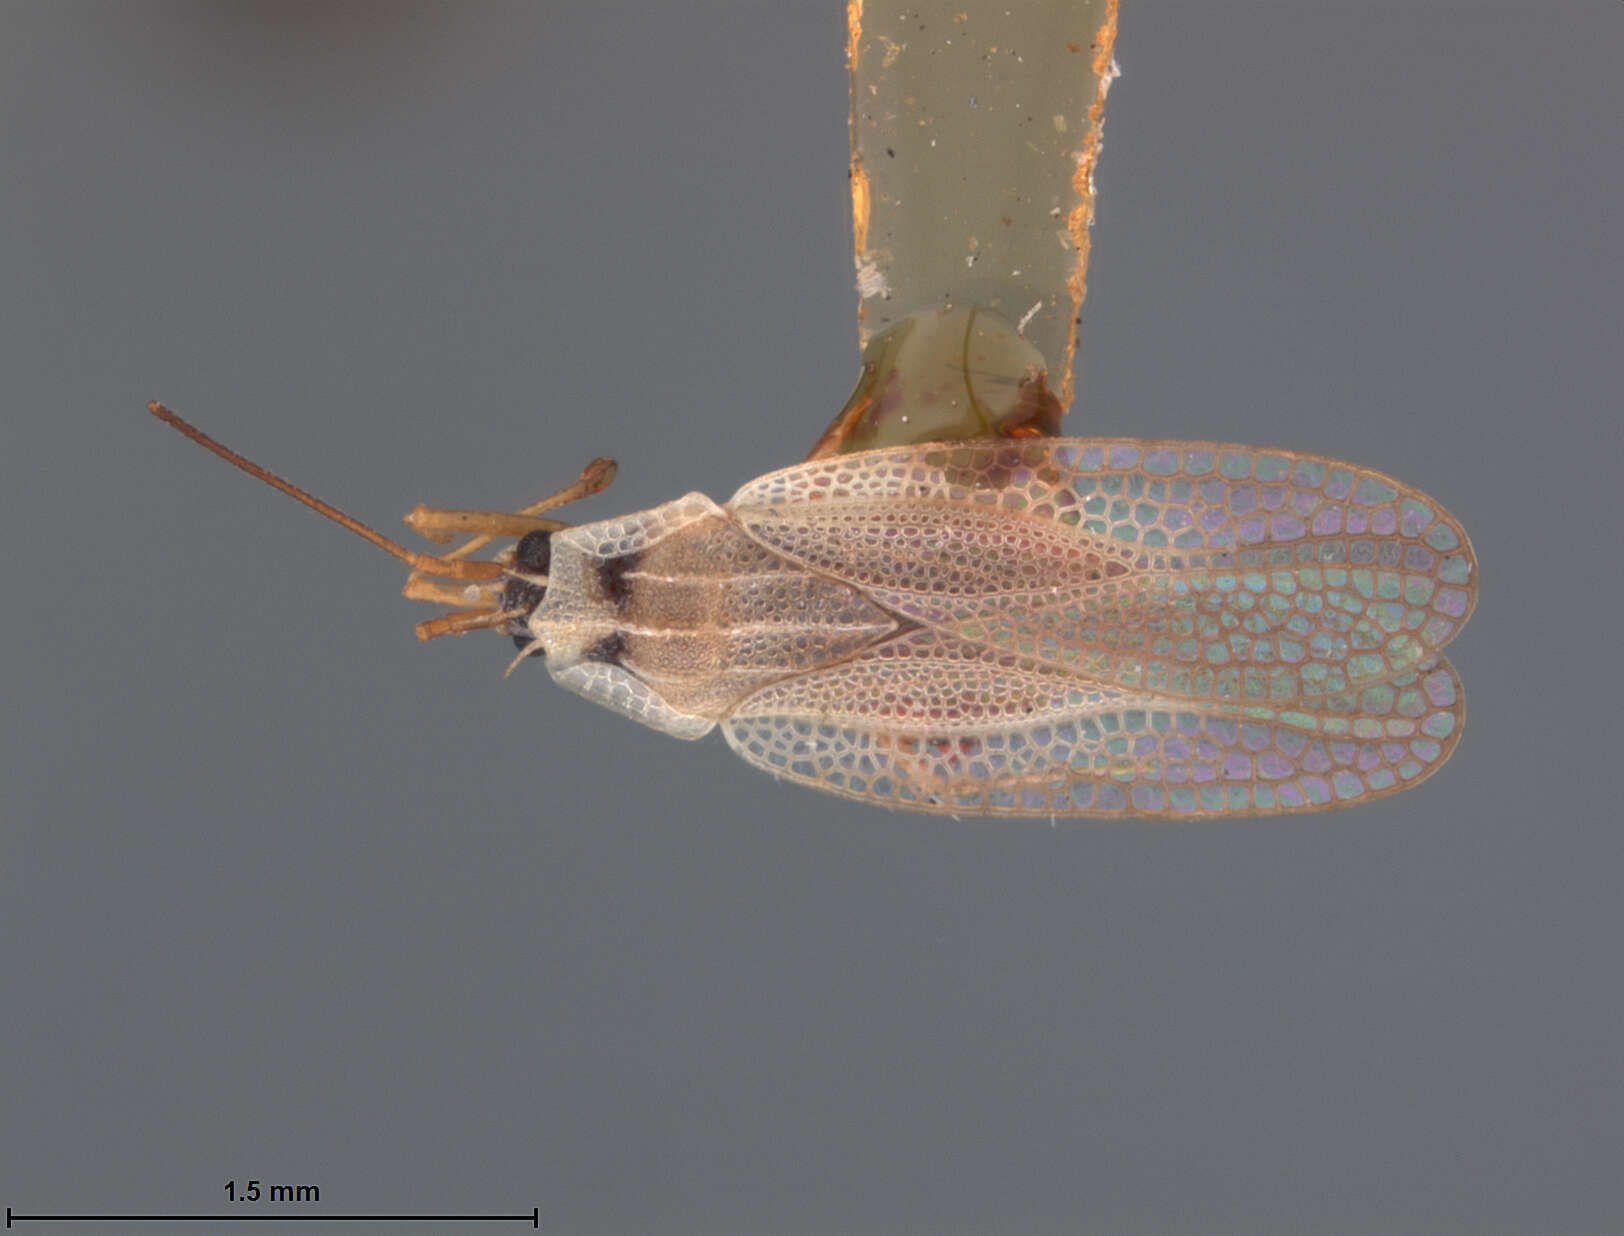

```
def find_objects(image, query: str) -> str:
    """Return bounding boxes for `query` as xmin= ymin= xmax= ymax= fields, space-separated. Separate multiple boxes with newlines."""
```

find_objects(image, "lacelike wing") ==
xmin=718 ymin=438 xmax=1474 ymax=817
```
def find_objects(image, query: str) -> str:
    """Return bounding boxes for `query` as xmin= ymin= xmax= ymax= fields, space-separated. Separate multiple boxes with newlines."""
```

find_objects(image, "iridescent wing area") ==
xmin=722 ymin=438 xmax=1475 ymax=817
xmin=723 ymin=648 xmax=1462 ymax=817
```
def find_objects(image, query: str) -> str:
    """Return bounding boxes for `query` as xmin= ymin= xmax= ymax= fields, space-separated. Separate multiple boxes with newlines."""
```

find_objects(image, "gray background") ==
xmin=4 ymin=3 xmax=1620 ymax=1234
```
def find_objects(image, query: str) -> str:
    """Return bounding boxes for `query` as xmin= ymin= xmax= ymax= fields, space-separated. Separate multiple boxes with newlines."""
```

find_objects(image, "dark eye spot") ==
xmin=514 ymin=530 xmax=553 ymax=574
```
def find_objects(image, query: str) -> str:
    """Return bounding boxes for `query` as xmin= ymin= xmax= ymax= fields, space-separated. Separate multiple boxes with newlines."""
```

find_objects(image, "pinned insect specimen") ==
xmin=149 ymin=398 xmax=1474 ymax=818
xmin=150 ymin=3 xmax=1475 ymax=817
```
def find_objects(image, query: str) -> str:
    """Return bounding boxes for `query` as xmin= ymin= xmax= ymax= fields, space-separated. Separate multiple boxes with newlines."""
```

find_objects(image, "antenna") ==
xmin=147 ymin=401 xmax=503 ymax=582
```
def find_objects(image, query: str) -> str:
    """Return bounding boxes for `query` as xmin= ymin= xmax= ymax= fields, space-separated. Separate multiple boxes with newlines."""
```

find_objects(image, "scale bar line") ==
xmin=6 ymin=1208 xmax=540 ymax=1228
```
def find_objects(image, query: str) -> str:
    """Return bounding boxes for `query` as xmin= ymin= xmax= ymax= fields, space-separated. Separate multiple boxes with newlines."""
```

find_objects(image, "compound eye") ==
xmin=514 ymin=529 xmax=553 ymax=574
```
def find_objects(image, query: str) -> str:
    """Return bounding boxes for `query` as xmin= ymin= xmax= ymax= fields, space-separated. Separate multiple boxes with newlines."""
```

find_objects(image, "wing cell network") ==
xmin=729 ymin=440 xmax=1475 ymax=706
xmin=722 ymin=629 xmax=1464 ymax=818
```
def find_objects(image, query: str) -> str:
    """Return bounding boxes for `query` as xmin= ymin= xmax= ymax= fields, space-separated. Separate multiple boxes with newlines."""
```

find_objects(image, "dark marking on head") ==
xmin=498 ymin=531 xmax=557 ymax=652
xmin=514 ymin=529 xmax=553 ymax=575
xmin=597 ymin=551 xmax=638 ymax=611
xmin=585 ymin=631 xmax=627 ymax=665
xmin=503 ymin=578 xmax=544 ymax=609
xmin=501 ymin=577 xmax=546 ymax=621
xmin=500 ymin=572 xmax=547 ymax=650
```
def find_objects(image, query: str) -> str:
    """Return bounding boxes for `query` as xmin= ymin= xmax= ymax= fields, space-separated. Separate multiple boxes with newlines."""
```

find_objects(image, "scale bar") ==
xmin=7 ymin=1208 xmax=540 ymax=1228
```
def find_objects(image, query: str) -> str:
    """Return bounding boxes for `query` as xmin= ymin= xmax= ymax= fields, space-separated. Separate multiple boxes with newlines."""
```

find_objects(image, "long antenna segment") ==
xmin=147 ymin=401 xmax=502 ymax=582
